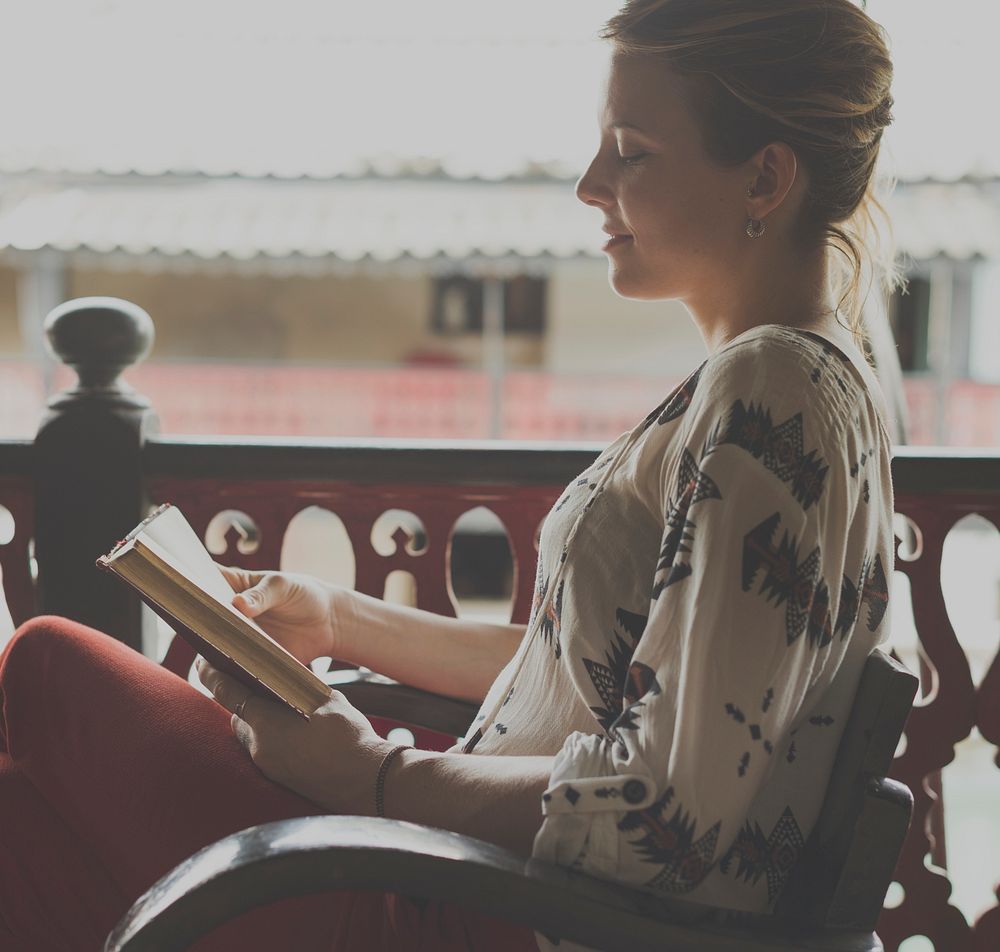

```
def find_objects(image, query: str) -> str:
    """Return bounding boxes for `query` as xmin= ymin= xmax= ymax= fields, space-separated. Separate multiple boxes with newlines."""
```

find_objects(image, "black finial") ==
xmin=43 ymin=296 xmax=154 ymax=395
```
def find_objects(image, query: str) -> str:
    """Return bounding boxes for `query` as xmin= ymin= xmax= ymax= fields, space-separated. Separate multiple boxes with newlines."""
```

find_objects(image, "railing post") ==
xmin=33 ymin=297 xmax=158 ymax=650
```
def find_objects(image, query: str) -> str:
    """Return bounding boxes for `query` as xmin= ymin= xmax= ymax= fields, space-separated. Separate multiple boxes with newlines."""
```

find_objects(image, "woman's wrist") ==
xmin=375 ymin=743 xmax=411 ymax=817
xmin=326 ymin=583 xmax=359 ymax=663
xmin=343 ymin=739 xmax=421 ymax=818
xmin=363 ymin=747 xmax=552 ymax=855
xmin=373 ymin=745 xmax=434 ymax=820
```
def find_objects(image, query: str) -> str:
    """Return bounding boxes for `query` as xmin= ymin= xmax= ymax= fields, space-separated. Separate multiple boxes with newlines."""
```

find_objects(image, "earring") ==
xmin=745 ymin=182 xmax=764 ymax=237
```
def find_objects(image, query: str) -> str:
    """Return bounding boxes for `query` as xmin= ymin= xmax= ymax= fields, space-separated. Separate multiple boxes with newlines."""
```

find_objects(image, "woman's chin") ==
xmin=607 ymin=268 xmax=668 ymax=301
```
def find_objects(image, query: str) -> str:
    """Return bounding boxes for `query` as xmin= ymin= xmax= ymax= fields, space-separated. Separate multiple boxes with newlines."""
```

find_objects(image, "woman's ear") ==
xmin=746 ymin=142 xmax=799 ymax=220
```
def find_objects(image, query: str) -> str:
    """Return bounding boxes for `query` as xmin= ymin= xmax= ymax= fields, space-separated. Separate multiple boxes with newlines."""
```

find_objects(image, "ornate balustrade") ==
xmin=0 ymin=440 xmax=34 ymax=632
xmin=0 ymin=298 xmax=997 ymax=951
xmin=888 ymin=456 xmax=1000 ymax=952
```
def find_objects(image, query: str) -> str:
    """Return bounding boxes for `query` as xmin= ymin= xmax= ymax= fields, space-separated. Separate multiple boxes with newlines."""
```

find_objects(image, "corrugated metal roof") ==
xmin=0 ymin=176 xmax=994 ymax=269
xmin=0 ymin=177 xmax=594 ymax=266
xmin=889 ymin=182 xmax=1000 ymax=260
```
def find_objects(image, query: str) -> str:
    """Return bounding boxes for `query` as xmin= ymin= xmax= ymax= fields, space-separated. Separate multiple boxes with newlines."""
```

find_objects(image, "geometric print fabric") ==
xmin=468 ymin=325 xmax=898 ymax=937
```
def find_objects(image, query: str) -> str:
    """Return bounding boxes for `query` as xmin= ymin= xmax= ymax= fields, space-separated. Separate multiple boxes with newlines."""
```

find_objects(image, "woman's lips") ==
xmin=602 ymin=234 xmax=634 ymax=252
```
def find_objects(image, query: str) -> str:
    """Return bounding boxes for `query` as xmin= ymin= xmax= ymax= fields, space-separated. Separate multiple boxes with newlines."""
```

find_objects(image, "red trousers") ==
xmin=0 ymin=617 xmax=540 ymax=952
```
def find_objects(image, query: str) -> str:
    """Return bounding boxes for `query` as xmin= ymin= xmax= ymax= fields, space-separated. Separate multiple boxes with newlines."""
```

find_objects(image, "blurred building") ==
xmin=0 ymin=1 xmax=998 ymax=444
xmin=1 ymin=168 xmax=998 ymax=443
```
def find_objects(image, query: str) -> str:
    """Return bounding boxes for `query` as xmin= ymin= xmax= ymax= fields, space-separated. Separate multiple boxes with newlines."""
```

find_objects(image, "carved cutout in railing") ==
xmin=975 ymin=628 xmax=1000 ymax=950
xmin=0 ymin=501 xmax=18 ymax=640
xmin=0 ymin=475 xmax=36 ymax=637
xmin=448 ymin=507 xmax=516 ymax=625
xmin=205 ymin=509 xmax=261 ymax=558
xmin=280 ymin=506 xmax=356 ymax=590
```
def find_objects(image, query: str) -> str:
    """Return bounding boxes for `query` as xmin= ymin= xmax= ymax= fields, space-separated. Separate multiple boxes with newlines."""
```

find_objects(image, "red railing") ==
xmin=2 ymin=438 xmax=998 ymax=950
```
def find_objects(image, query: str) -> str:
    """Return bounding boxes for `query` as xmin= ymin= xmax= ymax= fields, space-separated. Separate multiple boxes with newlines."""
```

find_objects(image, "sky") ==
xmin=1 ymin=0 xmax=997 ymax=181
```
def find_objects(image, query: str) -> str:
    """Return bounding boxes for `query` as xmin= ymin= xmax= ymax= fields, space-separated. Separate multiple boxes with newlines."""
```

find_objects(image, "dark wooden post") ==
xmin=34 ymin=297 xmax=158 ymax=650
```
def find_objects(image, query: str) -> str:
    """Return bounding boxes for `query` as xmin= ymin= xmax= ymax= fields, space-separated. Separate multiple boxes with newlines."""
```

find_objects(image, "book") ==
xmin=97 ymin=503 xmax=331 ymax=719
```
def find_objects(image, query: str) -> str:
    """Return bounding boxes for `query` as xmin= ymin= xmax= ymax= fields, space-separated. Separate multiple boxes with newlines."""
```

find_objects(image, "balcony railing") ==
xmin=0 ymin=299 xmax=997 ymax=952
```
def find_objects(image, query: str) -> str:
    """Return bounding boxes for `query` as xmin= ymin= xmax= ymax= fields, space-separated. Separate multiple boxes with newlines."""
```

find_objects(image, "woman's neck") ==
xmin=688 ymin=242 xmax=835 ymax=354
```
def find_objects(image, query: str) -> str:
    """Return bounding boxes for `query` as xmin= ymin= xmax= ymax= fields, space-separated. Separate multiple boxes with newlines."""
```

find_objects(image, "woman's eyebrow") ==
xmin=608 ymin=121 xmax=662 ymax=142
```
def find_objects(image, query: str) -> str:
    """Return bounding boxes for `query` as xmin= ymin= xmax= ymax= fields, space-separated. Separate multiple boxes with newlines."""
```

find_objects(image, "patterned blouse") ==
xmin=453 ymin=323 xmax=895 ymax=946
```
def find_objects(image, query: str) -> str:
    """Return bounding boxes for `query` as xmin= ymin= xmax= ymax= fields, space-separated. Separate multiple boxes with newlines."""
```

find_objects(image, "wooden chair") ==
xmin=104 ymin=648 xmax=918 ymax=952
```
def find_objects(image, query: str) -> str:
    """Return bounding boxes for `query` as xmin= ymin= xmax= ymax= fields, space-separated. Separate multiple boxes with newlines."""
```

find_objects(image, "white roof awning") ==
xmin=0 ymin=176 xmax=595 ymax=271
xmin=0 ymin=175 xmax=994 ymax=273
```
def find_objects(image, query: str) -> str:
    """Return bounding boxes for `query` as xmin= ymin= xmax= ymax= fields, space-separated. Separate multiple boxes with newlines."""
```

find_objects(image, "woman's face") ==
xmin=576 ymin=50 xmax=750 ymax=303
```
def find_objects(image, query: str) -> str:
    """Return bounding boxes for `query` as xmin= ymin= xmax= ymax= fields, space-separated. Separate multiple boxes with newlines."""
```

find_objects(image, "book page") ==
xmin=135 ymin=531 xmax=280 ymax=642
xmin=139 ymin=507 xmax=265 ymax=630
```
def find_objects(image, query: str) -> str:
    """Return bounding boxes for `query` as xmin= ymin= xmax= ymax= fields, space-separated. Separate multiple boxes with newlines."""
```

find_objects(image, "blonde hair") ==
xmin=601 ymin=0 xmax=902 ymax=349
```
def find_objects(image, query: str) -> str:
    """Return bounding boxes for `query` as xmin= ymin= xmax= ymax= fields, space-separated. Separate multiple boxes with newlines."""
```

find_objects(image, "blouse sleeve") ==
xmin=531 ymin=355 xmax=871 ymax=901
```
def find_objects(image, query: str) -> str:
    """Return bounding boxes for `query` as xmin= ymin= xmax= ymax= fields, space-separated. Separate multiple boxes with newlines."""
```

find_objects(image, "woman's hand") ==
xmin=196 ymin=657 xmax=391 ymax=814
xmin=196 ymin=660 xmax=553 ymax=857
xmin=217 ymin=565 xmax=352 ymax=665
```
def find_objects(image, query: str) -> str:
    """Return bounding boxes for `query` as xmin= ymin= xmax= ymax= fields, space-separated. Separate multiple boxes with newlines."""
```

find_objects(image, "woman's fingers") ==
xmin=231 ymin=573 xmax=285 ymax=618
xmin=194 ymin=657 xmax=251 ymax=717
xmin=214 ymin=564 xmax=284 ymax=618
xmin=216 ymin=563 xmax=259 ymax=593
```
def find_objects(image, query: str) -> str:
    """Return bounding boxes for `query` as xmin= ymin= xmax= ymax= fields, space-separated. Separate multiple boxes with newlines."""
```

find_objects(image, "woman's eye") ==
xmin=619 ymin=153 xmax=648 ymax=166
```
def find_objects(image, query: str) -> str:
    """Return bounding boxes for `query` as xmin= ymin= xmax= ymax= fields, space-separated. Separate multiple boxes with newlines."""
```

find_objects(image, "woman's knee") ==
xmin=0 ymin=616 xmax=138 ymax=759
xmin=0 ymin=615 xmax=120 ymax=687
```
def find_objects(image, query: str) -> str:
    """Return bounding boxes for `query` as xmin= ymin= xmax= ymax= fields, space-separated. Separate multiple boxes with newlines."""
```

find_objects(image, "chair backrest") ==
xmin=774 ymin=648 xmax=919 ymax=931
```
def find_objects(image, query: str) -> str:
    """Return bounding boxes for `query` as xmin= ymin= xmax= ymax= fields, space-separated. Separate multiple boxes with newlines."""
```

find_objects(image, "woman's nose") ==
xmin=575 ymin=157 xmax=611 ymax=208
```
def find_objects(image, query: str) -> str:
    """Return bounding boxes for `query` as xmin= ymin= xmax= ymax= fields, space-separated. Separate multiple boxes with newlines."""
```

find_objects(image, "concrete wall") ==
xmin=68 ymin=268 xmax=429 ymax=363
xmin=66 ymin=266 xmax=545 ymax=367
xmin=2 ymin=255 xmax=708 ymax=378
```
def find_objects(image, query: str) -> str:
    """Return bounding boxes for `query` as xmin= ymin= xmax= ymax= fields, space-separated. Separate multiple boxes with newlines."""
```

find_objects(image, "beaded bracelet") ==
xmin=375 ymin=744 xmax=410 ymax=818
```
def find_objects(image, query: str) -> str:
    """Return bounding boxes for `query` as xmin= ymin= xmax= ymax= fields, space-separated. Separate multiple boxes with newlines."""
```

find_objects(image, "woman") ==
xmin=0 ymin=1 xmax=898 ymax=949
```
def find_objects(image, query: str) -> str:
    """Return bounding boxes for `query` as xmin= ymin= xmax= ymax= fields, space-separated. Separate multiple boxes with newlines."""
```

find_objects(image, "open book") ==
xmin=97 ymin=504 xmax=331 ymax=719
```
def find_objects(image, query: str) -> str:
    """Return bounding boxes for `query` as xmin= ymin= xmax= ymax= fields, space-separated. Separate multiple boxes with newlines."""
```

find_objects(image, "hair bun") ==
xmin=872 ymin=93 xmax=894 ymax=131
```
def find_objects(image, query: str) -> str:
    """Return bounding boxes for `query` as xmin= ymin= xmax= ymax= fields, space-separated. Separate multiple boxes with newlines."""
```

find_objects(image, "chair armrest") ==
xmin=104 ymin=817 xmax=882 ymax=952
xmin=323 ymin=668 xmax=479 ymax=738
xmin=825 ymin=776 xmax=914 ymax=930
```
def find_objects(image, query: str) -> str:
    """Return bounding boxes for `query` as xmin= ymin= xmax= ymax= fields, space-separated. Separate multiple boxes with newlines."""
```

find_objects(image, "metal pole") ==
xmin=16 ymin=250 xmax=67 ymax=398
xmin=928 ymin=257 xmax=954 ymax=445
xmin=482 ymin=277 xmax=506 ymax=439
